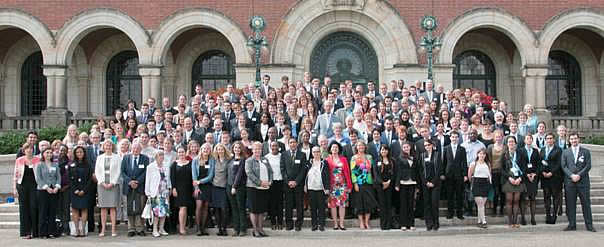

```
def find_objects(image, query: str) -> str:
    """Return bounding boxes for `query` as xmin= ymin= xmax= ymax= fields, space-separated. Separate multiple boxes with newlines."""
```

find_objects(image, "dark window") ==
xmin=106 ymin=51 xmax=141 ymax=115
xmin=546 ymin=51 xmax=581 ymax=116
xmin=21 ymin=51 xmax=46 ymax=116
xmin=453 ymin=50 xmax=496 ymax=96
xmin=191 ymin=50 xmax=235 ymax=94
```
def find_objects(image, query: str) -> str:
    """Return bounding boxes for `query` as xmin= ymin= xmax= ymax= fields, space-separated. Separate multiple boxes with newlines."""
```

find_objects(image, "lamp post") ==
xmin=247 ymin=15 xmax=268 ymax=87
xmin=419 ymin=15 xmax=442 ymax=80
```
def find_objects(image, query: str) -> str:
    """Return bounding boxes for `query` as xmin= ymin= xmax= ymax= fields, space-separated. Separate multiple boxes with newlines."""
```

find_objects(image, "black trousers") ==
xmin=398 ymin=184 xmax=416 ymax=228
xmin=543 ymin=184 xmax=562 ymax=219
xmin=446 ymin=177 xmax=465 ymax=216
xmin=423 ymin=186 xmax=440 ymax=229
xmin=268 ymin=180 xmax=284 ymax=225
xmin=87 ymin=186 xmax=97 ymax=232
xmin=308 ymin=190 xmax=326 ymax=227
xmin=284 ymin=186 xmax=304 ymax=227
xmin=227 ymin=185 xmax=247 ymax=232
xmin=565 ymin=182 xmax=593 ymax=227
xmin=17 ymin=184 xmax=38 ymax=237
xmin=414 ymin=185 xmax=424 ymax=218
xmin=376 ymin=185 xmax=393 ymax=229
xmin=38 ymin=190 xmax=58 ymax=237
xmin=57 ymin=190 xmax=71 ymax=234
xmin=492 ymin=172 xmax=505 ymax=212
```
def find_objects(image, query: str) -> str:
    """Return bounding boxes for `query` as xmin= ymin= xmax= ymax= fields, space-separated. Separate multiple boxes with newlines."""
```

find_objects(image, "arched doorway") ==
xmin=453 ymin=50 xmax=497 ymax=96
xmin=191 ymin=50 xmax=235 ymax=94
xmin=106 ymin=50 xmax=141 ymax=115
xmin=309 ymin=31 xmax=378 ymax=87
xmin=546 ymin=50 xmax=581 ymax=116
xmin=21 ymin=51 xmax=46 ymax=116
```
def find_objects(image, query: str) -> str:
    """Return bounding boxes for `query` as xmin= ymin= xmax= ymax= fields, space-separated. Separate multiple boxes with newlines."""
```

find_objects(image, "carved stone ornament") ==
xmin=322 ymin=0 xmax=367 ymax=10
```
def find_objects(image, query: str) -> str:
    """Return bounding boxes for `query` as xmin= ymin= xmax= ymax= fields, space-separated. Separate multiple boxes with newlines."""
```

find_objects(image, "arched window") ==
xmin=106 ymin=51 xmax=141 ymax=115
xmin=546 ymin=51 xmax=581 ymax=116
xmin=191 ymin=50 xmax=235 ymax=94
xmin=453 ymin=50 xmax=497 ymax=96
xmin=21 ymin=51 xmax=46 ymax=116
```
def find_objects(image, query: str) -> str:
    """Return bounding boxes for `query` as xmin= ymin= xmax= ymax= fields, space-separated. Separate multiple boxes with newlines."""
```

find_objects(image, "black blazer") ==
xmin=367 ymin=141 xmax=382 ymax=162
xmin=120 ymin=154 xmax=150 ymax=194
xmin=183 ymin=130 xmax=202 ymax=145
xmin=305 ymin=160 xmax=331 ymax=191
xmin=443 ymin=144 xmax=468 ymax=179
xmin=280 ymin=149 xmax=309 ymax=187
xmin=501 ymin=149 xmax=527 ymax=184
xmin=245 ymin=110 xmax=261 ymax=127
xmin=539 ymin=145 xmax=563 ymax=188
xmin=394 ymin=156 xmax=420 ymax=186
xmin=561 ymin=147 xmax=591 ymax=186
xmin=342 ymin=143 xmax=358 ymax=163
xmin=518 ymin=146 xmax=542 ymax=175
xmin=418 ymin=151 xmax=444 ymax=187
xmin=373 ymin=156 xmax=395 ymax=185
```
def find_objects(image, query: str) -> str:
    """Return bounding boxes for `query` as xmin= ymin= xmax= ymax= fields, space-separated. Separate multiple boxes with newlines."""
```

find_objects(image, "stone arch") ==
xmin=452 ymin=32 xmax=512 ymax=101
xmin=151 ymin=8 xmax=250 ymax=65
xmin=439 ymin=8 xmax=538 ymax=66
xmin=538 ymin=8 xmax=604 ymax=65
xmin=88 ymin=34 xmax=137 ymax=115
xmin=2 ymin=35 xmax=41 ymax=116
xmin=549 ymin=34 xmax=599 ymax=116
xmin=168 ymin=32 xmax=235 ymax=98
xmin=66 ymin=45 xmax=89 ymax=115
xmin=272 ymin=0 xmax=418 ymax=76
xmin=0 ymin=9 xmax=54 ymax=63
xmin=54 ymin=8 xmax=151 ymax=66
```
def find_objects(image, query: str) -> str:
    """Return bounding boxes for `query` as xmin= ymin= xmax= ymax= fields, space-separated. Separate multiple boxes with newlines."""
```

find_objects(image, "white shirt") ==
xmin=265 ymin=153 xmax=283 ymax=181
xmin=260 ymin=124 xmax=269 ymax=140
xmin=572 ymin=146 xmax=580 ymax=163
xmin=307 ymin=162 xmax=323 ymax=191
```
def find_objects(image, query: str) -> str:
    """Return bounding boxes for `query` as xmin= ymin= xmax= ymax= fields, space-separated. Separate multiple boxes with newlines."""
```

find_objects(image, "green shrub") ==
xmin=0 ymin=123 xmax=92 ymax=154
xmin=584 ymin=136 xmax=604 ymax=145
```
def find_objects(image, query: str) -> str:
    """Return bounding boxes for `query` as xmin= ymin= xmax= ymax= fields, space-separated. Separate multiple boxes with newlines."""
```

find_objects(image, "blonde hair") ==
xmin=212 ymin=143 xmax=232 ymax=161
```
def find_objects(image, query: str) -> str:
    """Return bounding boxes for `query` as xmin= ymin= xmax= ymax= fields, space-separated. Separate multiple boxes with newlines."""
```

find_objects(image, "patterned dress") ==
xmin=150 ymin=167 xmax=170 ymax=217
xmin=327 ymin=156 xmax=352 ymax=208
xmin=350 ymin=154 xmax=378 ymax=214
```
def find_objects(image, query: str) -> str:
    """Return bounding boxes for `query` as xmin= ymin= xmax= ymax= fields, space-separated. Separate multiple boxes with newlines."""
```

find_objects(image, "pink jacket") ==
xmin=13 ymin=156 xmax=41 ymax=194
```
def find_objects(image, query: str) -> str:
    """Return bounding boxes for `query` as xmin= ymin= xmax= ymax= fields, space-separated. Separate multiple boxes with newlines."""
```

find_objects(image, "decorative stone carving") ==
xmin=322 ymin=0 xmax=366 ymax=10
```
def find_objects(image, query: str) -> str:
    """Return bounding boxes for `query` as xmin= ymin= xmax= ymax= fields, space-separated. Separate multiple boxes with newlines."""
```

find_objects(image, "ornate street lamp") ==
xmin=247 ymin=15 xmax=268 ymax=87
xmin=419 ymin=15 xmax=442 ymax=80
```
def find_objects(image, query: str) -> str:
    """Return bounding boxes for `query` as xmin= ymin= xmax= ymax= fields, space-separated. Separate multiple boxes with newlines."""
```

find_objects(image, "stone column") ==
xmin=139 ymin=65 xmax=162 ymax=103
xmin=523 ymin=65 xmax=551 ymax=127
xmin=42 ymin=65 xmax=70 ymax=127
xmin=0 ymin=75 xmax=9 ymax=128
xmin=75 ymin=76 xmax=92 ymax=117
xmin=510 ymin=75 xmax=524 ymax=112
xmin=598 ymin=74 xmax=604 ymax=117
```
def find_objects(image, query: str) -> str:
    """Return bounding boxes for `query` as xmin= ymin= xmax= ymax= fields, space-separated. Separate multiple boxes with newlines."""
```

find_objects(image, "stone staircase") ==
xmin=2 ymin=176 xmax=603 ymax=230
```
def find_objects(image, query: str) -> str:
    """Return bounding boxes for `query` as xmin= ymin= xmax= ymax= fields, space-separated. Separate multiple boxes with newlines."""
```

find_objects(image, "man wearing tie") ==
xmin=86 ymin=131 xmax=102 ymax=232
xmin=540 ymin=133 xmax=563 ymax=224
xmin=561 ymin=133 xmax=596 ymax=232
xmin=380 ymin=117 xmax=398 ymax=147
xmin=443 ymin=131 xmax=468 ymax=219
xmin=183 ymin=117 xmax=201 ymax=145
xmin=121 ymin=141 xmax=150 ymax=236
xmin=314 ymin=100 xmax=338 ymax=138
xmin=280 ymin=138 xmax=308 ymax=231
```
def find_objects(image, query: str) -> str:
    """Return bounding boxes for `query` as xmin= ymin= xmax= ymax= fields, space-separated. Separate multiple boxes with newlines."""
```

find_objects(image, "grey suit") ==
xmin=561 ymin=146 xmax=593 ymax=228
xmin=313 ymin=112 xmax=339 ymax=138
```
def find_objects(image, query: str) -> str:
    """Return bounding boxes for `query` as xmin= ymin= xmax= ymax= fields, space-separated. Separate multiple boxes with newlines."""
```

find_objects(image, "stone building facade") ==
xmin=1 ymin=0 xmax=604 ymax=127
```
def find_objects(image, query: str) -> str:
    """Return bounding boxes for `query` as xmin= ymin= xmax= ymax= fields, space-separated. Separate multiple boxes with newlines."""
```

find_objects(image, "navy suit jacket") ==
xmin=561 ymin=146 xmax=591 ymax=187
xmin=121 ymin=154 xmax=149 ymax=194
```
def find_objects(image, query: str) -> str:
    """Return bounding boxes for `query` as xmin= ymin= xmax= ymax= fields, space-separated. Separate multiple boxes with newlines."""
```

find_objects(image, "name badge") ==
xmin=424 ymin=157 xmax=430 ymax=162
xmin=279 ymin=148 xmax=282 ymax=151
xmin=413 ymin=133 xmax=418 ymax=138
xmin=527 ymin=163 xmax=533 ymax=169
xmin=541 ymin=160 xmax=548 ymax=166
xmin=70 ymin=163 xmax=76 ymax=168
xmin=377 ymin=161 xmax=382 ymax=166
xmin=234 ymin=161 xmax=239 ymax=165
xmin=252 ymin=118 xmax=257 ymax=121
xmin=295 ymin=160 xmax=300 ymax=164
xmin=65 ymin=165 xmax=69 ymax=169
xmin=263 ymin=160 xmax=269 ymax=164
xmin=50 ymin=167 xmax=56 ymax=172
xmin=312 ymin=133 xmax=317 ymax=137
xmin=505 ymin=130 xmax=510 ymax=135
xmin=204 ymin=164 xmax=211 ymax=169
xmin=78 ymin=178 xmax=82 ymax=182
xmin=138 ymin=164 xmax=145 ymax=169
xmin=392 ymin=139 xmax=397 ymax=143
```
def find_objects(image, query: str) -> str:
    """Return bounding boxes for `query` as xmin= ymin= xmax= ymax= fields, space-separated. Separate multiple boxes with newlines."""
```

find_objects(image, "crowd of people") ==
xmin=12 ymin=73 xmax=597 ymax=239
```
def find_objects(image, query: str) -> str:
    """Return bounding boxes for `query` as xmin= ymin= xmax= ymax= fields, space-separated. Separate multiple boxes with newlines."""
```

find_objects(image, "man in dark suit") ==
xmin=260 ymin=74 xmax=273 ymax=98
xmin=182 ymin=117 xmax=202 ymax=145
xmin=540 ymin=132 xmax=563 ymax=224
xmin=120 ymin=141 xmax=150 ymax=236
xmin=224 ymin=84 xmax=240 ymax=103
xmin=16 ymin=131 xmax=39 ymax=158
xmin=561 ymin=133 xmax=596 ymax=232
xmin=380 ymin=117 xmax=398 ymax=147
xmin=420 ymin=80 xmax=440 ymax=107
xmin=221 ymin=101 xmax=236 ymax=132
xmin=244 ymin=101 xmax=260 ymax=128
xmin=443 ymin=131 xmax=468 ymax=219
xmin=280 ymin=138 xmax=308 ymax=231
xmin=86 ymin=131 xmax=102 ymax=232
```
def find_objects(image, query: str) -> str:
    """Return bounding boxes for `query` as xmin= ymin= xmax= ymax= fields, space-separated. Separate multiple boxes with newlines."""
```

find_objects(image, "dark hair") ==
xmin=379 ymin=145 xmax=393 ymax=174
xmin=73 ymin=146 xmax=88 ymax=165
xmin=327 ymin=141 xmax=343 ymax=155
xmin=40 ymin=148 xmax=54 ymax=162
xmin=27 ymin=130 xmax=38 ymax=137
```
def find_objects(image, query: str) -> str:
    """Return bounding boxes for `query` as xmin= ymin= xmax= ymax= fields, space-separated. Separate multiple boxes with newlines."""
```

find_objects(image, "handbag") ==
xmin=141 ymin=199 xmax=153 ymax=220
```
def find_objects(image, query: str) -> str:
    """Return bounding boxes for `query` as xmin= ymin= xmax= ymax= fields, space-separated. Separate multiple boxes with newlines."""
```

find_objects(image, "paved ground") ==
xmin=2 ymin=225 xmax=603 ymax=247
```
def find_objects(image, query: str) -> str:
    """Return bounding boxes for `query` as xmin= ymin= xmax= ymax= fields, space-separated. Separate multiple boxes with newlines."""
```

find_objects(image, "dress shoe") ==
xmin=312 ymin=225 xmax=318 ymax=231
xmin=531 ymin=219 xmax=536 ymax=225
xmin=319 ymin=225 xmax=325 ymax=231
xmin=426 ymin=226 xmax=432 ymax=231
xmin=258 ymin=231 xmax=268 ymax=237
xmin=295 ymin=226 xmax=302 ymax=231
xmin=252 ymin=232 xmax=261 ymax=238
xmin=128 ymin=231 xmax=136 ymax=237
xmin=286 ymin=225 xmax=294 ymax=231
xmin=563 ymin=226 xmax=576 ymax=231
xmin=138 ymin=231 xmax=146 ymax=236
xmin=446 ymin=215 xmax=453 ymax=219
xmin=457 ymin=215 xmax=465 ymax=220
xmin=586 ymin=226 xmax=597 ymax=232
xmin=520 ymin=217 xmax=527 ymax=225
xmin=340 ymin=226 xmax=346 ymax=231
xmin=271 ymin=225 xmax=277 ymax=230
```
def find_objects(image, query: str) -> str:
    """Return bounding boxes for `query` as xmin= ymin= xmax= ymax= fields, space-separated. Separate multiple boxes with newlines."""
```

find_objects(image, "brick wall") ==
xmin=4 ymin=0 xmax=604 ymax=46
